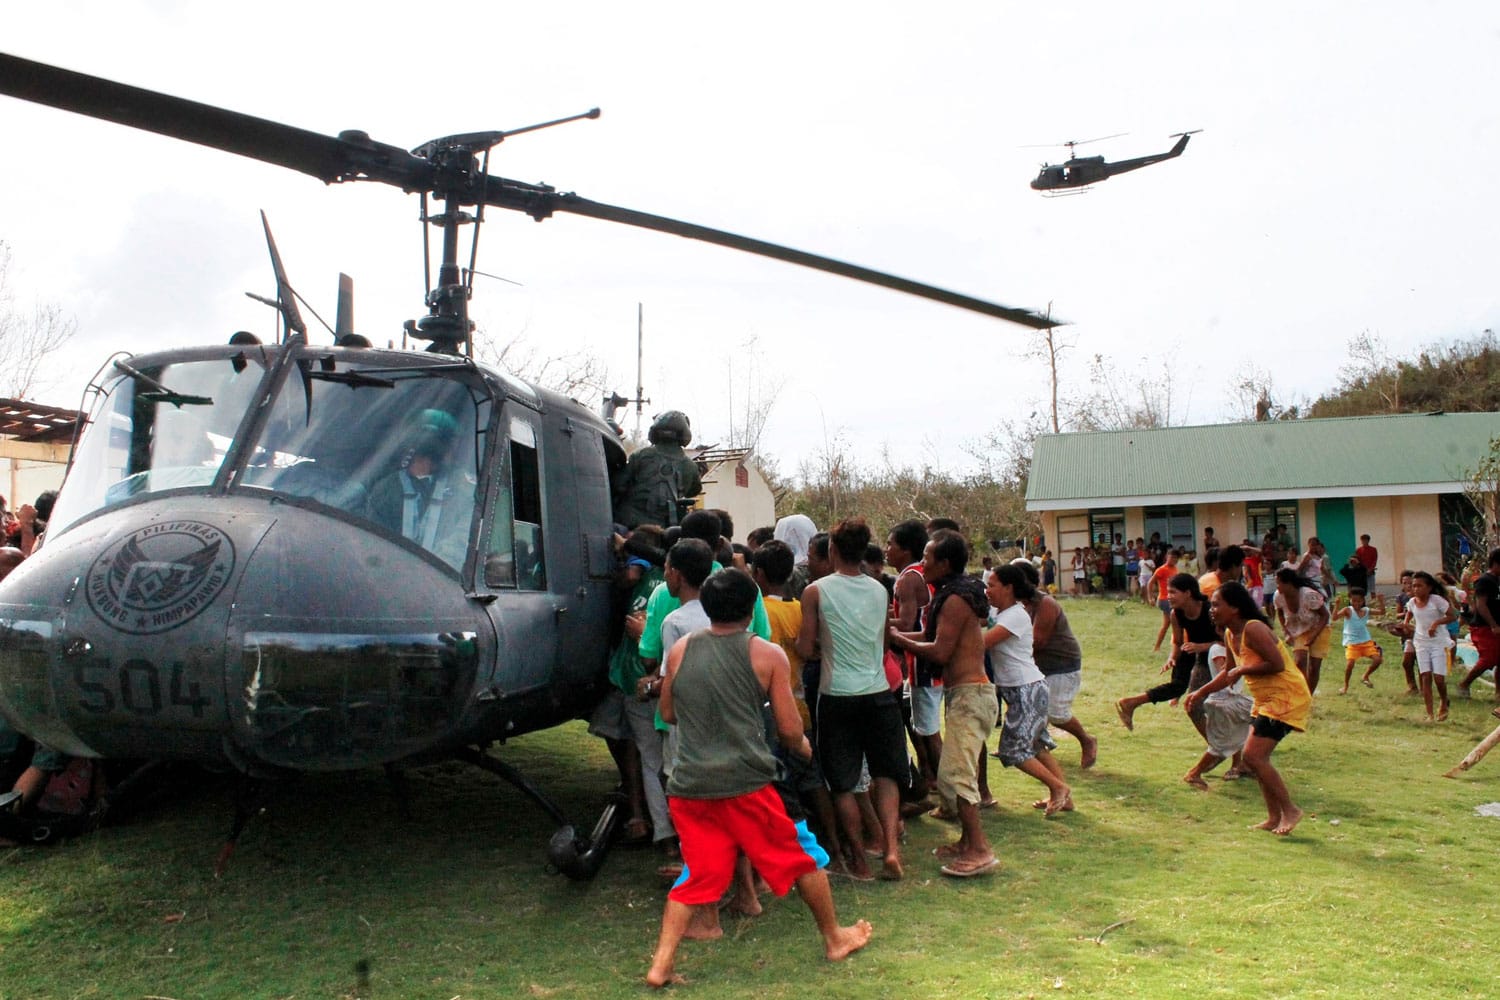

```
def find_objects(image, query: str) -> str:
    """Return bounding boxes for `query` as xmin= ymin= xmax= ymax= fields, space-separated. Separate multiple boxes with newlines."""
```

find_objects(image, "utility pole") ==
xmin=634 ymin=303 xmax=650 ymax=440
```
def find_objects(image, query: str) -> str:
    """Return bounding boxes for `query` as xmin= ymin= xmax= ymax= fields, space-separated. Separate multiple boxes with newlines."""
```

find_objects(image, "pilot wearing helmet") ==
xmin=368 ymin=408 xmax=474 ymax=568
xmin=613 ymin=410 xmax=703 ymax=530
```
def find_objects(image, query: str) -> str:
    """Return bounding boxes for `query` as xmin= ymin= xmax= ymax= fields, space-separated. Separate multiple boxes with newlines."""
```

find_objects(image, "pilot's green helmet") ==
xmin=411 ymin=408 xmax=459 ymax=458
xmin=648 ymin=410 xmax=692 ymax=447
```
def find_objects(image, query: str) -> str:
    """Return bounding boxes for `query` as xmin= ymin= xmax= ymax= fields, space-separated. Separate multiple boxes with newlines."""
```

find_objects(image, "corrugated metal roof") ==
xmin=0 ymin=397 xmax=84 ymax=443
xmin=1026 ymin=412 xmax=1500 ymax=506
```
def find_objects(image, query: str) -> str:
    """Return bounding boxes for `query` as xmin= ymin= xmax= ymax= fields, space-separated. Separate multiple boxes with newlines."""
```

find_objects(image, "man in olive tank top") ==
xmin=646 ymin=568 xmax=871 ymax=987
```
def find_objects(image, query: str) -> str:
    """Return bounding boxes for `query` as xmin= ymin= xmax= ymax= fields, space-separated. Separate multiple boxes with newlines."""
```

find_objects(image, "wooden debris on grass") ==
xmin=1444 ymin=722 xmax=1500 ymax=778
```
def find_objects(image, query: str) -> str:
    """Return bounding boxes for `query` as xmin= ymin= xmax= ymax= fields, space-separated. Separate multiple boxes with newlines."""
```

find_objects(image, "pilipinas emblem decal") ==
xmin=85 ymin=521 xmax=235 ymax=635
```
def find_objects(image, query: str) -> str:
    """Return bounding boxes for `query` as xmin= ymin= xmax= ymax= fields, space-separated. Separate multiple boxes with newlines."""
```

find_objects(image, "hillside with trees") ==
xmin=1307 ymin=330 xmax=1500 ymax=418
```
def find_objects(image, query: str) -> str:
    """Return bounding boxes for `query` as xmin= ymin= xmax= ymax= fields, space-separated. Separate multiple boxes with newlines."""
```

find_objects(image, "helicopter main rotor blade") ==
xmin=0 ymin=52 xmax=432 ymax=189
xmin=499 ymin=189 xmax=1060 ymax=329
xmin=0 ymin=50 xmax=1061 ymax=330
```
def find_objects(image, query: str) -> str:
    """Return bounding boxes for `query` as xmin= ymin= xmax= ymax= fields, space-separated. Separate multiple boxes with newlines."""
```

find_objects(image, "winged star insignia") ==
xmin=85 ymin=522 xmax=236 ymax=635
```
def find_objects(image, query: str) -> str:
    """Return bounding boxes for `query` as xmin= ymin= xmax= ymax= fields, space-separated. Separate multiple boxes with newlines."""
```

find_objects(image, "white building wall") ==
xmin=698 ymin=460 xmax=776 ymax=543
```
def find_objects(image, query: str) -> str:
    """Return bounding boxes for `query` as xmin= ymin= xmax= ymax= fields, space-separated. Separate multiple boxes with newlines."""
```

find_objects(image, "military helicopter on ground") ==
xmin=1029 ymin=130 xmax=1201 ymax=194
xmin=0 ymin=52 xmax=1058 ymax=876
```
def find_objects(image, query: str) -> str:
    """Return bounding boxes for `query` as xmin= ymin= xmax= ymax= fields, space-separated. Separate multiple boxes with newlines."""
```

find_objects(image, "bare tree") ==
xmin=725 ymin=336 xmax=785 ymax=454
xmin=473 ymin=328 xmax=612 ymax=402
xmin=1026 ymin=311 xmax=1070 ymax=434
xmin=1340 ymin=331 xmax=1401 ymax=412
xmin=1462 ymin=435 xmax=1500 ymax=561
xmin=1069 ymin=353 xmax=1178 ymax=431
xmin=0 ymin=242 xmax=76 ymax=398
xmin=1231 ymin=367 xmax=1302 ymax=422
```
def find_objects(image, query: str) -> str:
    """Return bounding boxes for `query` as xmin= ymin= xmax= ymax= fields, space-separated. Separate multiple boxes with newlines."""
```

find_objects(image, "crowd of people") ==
xmin=601 ymin=489 xmax=1113 ymax=983
xmin=0 ymin=490 xmax=70 ymax=830
xmin=601 ymin=451 xmax=1500 ymax=984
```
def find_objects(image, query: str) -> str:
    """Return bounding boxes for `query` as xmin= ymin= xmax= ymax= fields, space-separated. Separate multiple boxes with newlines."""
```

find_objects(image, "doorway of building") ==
xmin=1315 ymin=498 xmax=1355 ymax=584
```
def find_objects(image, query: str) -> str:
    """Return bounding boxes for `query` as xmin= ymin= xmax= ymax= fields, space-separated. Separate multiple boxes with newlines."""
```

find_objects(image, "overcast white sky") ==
xmin=3 ymin=3 xmax=1498 ymax=475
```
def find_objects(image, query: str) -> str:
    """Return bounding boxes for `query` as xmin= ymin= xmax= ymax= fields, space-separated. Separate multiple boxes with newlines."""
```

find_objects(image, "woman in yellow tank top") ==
xmin=1186 ymin=581 xmax=1312 ymax=836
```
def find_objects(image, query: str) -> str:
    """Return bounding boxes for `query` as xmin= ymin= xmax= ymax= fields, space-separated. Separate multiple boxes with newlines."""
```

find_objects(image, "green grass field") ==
xmin=3 ymin=599 xmax=1498 ymax=999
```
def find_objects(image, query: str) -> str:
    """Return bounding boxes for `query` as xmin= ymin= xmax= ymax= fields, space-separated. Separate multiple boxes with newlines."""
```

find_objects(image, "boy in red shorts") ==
xmin=1457 ymin=548 xmax=1500 ymax=701
xmin=647 ymin=568 xmax=871 ymax=987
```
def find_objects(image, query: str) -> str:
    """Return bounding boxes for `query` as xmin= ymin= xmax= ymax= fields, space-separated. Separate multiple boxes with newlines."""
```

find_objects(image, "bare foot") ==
xmin=1182 ymin=773 xmax=1209 ymax=791
xmin=1080 ymin=735 xmax=1098 ymax=769
xmin=645 ymin=968 xmax=687 ymax=988
xmin=683 ymin=907 xmax=724 ymax=941
xmin=825 ymin=919 xmax=874 ymax=961
xmin=1338 ymin=685 xmax=1348 ymax=695
xmin=840 ymin=858 xmax=874 ymax=882
xmin=1250 ymin=817 xmax=1277 ymax=831
xmin=1044 ymin=790 xmax=1074 ymax=817
xmin=1273 ymin=806 xmax=1304 ymax=836
xmin=1115 ymin=699 xmax=1135 ymax=732
xmin=723 ymin=895 xmax=763 ymax=918
xmin=879 ymin=856 xmax=904 ymax=881
xmin=1361 ymin=677 xmax=1373 ymax=688
xmin=1437 ymin=704 xmax=1449 ymax=722
xmin=1031 ymin=798 xmax=1049 ymax=810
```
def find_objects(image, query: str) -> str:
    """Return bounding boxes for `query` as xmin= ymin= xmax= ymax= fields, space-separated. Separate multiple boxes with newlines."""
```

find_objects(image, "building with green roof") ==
xmin=1025 ymin=412 xmax=1499 ymax=591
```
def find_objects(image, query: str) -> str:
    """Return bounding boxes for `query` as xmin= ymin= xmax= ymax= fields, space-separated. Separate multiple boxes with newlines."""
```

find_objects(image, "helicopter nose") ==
xmin=0 ymin=497 xmax=491 ymax=772
xmin=223 ymin=504 xmax=490 ymax=771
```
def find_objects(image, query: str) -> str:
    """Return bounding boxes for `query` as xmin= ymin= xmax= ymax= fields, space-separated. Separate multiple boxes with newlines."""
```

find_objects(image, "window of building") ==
xmin=1089 ymin=509 xmax=1125 ymax=548
xmin=1143 ymin=505 xmax=1196 ymax=552
xmin=1247 ymin=501 xmax=1300 ymax=551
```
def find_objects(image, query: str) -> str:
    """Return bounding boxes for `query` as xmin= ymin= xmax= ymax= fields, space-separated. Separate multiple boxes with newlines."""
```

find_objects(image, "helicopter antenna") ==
xmin=244 ymin=285 xmax=337 ymax=339
xmin=466 ymin=269 xmax=524 ymax=286
xmin=259 ymin=211 xmax=306 ymax=344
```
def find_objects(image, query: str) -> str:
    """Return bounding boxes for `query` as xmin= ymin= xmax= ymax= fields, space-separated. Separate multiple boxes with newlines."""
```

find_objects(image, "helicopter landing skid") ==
xmin=453 ymin=745 xmax=625 ymax=881
xmin=214 ymin=776 xmax=269 ymax=878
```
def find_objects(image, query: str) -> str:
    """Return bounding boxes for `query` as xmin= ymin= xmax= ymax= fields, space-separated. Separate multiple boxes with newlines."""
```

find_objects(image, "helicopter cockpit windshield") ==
xmin=49 ymin=350 xmax=490 ymax=574
xmin=240 ymin=357 xmax=487 ymax=571
xmin=48 ymin=355 xmax=266 ymax=535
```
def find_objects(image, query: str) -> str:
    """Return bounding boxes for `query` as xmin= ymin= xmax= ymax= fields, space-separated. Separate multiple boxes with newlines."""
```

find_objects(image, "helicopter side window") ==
xmin=47 ymin=358 xmax=265 ymax=536
xmin=486 ymin=416 xmax=545 ymax=590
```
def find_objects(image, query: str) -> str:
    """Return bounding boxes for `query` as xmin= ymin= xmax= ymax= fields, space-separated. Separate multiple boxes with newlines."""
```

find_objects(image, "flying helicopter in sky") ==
xmin=1029 ymin=130 xmax=1201 ymax=194
xmin=0 ymin=52 xmax=1058 ymax=876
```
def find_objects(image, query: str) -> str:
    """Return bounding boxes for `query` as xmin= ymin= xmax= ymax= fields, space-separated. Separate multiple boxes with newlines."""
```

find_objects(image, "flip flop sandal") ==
xmin=940 ymin=857 xmax=998 ymax=878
